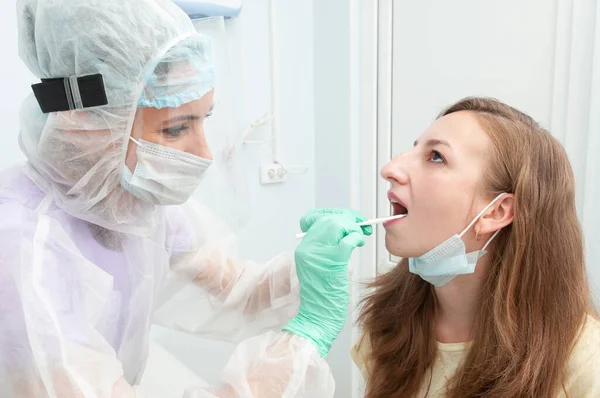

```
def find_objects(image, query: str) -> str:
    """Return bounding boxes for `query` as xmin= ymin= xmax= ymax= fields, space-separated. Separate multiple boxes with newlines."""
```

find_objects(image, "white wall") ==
xmin=0 ymin=2 xmax=35 ymax=167
xmin=389 ymin=0 xmax=558 ymax=157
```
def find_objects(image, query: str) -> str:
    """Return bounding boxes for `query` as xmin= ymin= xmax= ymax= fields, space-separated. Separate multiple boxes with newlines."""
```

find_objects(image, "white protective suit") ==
xmin=0 ymin=0 xmax=335 ymax=396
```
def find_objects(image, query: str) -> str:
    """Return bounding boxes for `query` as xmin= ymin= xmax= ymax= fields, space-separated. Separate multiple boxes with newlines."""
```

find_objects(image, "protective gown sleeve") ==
xmin=0 ymin=201 xmax=335 ymax=397
xmin=151 ymin=205 xmax=338 ymax=397
xmin=153 ymin=204 xmax=301 ymax=342
xmin=182 ymin=331 xmax=335 ymax=397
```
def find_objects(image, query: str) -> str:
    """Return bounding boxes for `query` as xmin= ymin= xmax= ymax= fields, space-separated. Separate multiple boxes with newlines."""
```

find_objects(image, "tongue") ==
xmin=393 ymin=203 xmax=408 ymax=215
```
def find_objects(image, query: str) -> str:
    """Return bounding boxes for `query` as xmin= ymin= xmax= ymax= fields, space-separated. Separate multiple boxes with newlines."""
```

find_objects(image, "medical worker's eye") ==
xmin=428 ymin=150 xmax=446 ymax=164
xmin=161 ymin=124 xmax=190 ymax=137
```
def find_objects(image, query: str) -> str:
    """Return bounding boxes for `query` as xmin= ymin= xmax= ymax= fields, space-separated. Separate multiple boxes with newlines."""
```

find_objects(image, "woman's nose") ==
xmin=380 ymin=152 xmax=411 ymax=185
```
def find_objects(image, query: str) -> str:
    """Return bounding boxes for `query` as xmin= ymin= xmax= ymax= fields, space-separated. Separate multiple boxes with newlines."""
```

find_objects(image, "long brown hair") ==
xmin=359 ymin=97 xmax=592 ymax=397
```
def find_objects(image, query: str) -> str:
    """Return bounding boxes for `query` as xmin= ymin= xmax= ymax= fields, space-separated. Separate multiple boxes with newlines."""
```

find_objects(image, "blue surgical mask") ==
xmin=408 ymin=193 xmax=506 ymax=286
xmin=121 ymin=137 xmax=212 ymax=206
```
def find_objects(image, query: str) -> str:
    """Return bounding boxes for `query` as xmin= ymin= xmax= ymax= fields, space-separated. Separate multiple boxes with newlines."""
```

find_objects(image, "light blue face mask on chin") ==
xmin=408 ymin=193 xmax=507 ymax=287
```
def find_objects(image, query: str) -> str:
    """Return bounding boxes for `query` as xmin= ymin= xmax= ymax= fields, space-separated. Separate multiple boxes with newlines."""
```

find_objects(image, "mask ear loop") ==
xmin=481 ymin=228 xmax=502 ymax=251
xmin=124 ymin=136 xmax=145 ymax=175
xmin=129 ymin=136 xmax=143 ymax=147
xmin=458 ymin=193 xmax=507 ymax=238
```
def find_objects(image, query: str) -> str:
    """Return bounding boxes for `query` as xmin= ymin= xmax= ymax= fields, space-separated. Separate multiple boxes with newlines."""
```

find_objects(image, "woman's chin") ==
xmin=385 ymin=236 xmax=426 ymax=259
xmin=385 ymin=235 xmax=407 ymax=257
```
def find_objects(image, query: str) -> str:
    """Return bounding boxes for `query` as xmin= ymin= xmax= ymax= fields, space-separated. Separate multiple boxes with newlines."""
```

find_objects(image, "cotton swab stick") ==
xmin=295 ymin=214 xmax=407 ymax=239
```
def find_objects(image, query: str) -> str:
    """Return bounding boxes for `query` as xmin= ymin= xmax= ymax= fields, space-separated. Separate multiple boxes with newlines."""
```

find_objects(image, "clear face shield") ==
xmin=192 ymin=17 xmax=250 ymax=232
xmin=124 ymin=21 xmax=249 ymax=234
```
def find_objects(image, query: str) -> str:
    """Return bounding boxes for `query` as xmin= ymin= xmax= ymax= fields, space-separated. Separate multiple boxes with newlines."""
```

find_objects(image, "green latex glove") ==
xmin=283 ymin=213 xmax=368 ymax=357
xmin=299 ymin=208 xmax=373 ymax=236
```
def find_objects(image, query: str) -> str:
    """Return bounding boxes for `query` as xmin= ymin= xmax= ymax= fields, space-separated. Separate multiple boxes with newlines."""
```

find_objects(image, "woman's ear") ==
xmin=478 ymin=194 xmax=514 ymax=235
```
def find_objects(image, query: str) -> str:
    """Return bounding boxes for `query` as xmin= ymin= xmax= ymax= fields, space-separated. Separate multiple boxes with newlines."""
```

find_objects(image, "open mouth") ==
xmin=390 ymin=199 xmax=408 ymax=216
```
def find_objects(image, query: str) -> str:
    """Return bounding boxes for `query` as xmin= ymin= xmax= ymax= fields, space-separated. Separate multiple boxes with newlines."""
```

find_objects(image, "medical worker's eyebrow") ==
xmin=163 ymin=115 xmax=200 ymax=125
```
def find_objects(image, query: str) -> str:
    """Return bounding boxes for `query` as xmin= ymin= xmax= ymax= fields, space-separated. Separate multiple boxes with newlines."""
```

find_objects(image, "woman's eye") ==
xmin=161 ymin=125 xmax=189 ymax=137
xmin=428 ymin=150 xmax=446 ymax=164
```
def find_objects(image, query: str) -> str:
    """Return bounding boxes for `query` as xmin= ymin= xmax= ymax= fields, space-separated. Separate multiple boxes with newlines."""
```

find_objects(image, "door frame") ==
xmin=349 ymin=0 xmax=395 ymax=396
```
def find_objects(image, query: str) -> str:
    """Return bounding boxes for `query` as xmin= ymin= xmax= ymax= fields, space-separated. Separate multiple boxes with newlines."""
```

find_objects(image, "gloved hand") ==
xmin=283 ymin=213 xmax=369 ymax=357
xmin=299 ymin=208 xmax=373 ymax=236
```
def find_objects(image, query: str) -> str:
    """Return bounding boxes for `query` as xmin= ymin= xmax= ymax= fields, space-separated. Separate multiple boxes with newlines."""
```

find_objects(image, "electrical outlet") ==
xmin=260 ymin=163 xmax=287 ymax=185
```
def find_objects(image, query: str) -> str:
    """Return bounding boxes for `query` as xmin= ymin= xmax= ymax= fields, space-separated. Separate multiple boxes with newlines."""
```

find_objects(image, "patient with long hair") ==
xmin=353 ymin=97 xmax=600 ymax=397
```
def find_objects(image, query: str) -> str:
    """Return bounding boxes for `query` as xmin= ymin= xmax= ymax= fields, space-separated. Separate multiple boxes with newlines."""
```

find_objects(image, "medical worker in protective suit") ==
xmin=0 ymin=0 xmax=372 ymax=396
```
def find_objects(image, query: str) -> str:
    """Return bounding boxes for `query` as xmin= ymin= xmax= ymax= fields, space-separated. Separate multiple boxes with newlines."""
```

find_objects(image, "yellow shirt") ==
xmin=351 ymin=315 xmax=600 ymax=397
